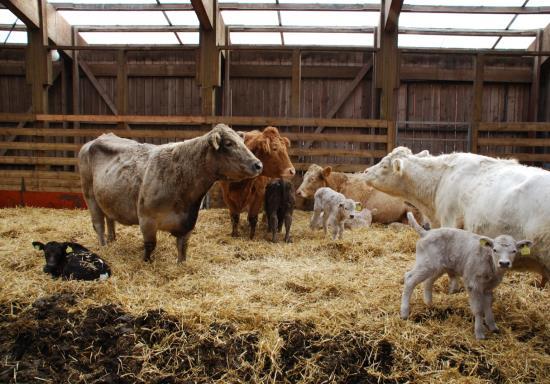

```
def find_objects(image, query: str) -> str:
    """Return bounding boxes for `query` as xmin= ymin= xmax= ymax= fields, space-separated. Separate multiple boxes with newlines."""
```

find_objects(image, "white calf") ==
xmin=402 ymin=212 xmax=532 ymax=340
xmin=310 ymin=187 xmax=359 ymax=240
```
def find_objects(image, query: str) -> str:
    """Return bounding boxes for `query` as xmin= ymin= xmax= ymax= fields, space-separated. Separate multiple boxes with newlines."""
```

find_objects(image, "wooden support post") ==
xmin=198 ymin=4 xmax=224 ymax=122
xmin=223 ymin=26 xmax=231 ymax=116
xmin=71 ymin=28 xmax=80 ymax=132
xmin=530 ymin=30 xmax=542 ymax=122
xmin=471 ymin=53 xmax=485 ymax=154
xmin=291 ymin=49 xmax=301 ymax=117
xmin=117 ymin=49 xmax=129 ymax=129
xmin=378 ymin=1 xmax=400 ymax=150
xmin=26 ymin=0 xmax=51 ymax=115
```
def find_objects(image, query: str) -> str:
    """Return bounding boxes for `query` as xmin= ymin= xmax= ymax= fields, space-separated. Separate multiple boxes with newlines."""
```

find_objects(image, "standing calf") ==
xmin=402 ymin=212 xmax=532 ymax=340
xmin=310 ymin=187 xmax=360 ymax=240
xmin=264 ymin=179 xmax=295 ymax=243
xmin=33 ymin=241 xmax=111 ymax=281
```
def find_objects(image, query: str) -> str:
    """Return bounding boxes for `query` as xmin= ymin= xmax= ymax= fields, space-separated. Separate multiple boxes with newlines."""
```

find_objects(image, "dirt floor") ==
xmin=0 ymin=207 xmax=548 ymax=383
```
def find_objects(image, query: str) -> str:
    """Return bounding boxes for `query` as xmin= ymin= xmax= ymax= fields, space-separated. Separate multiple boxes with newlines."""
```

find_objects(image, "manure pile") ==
xmin=0 ymin=207 xmax=548 ymax=383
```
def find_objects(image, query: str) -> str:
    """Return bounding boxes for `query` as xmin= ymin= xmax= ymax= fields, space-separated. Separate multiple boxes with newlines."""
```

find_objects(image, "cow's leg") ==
xmin=448 ymin=273 xmax=461 ymax=294
xmin=86 ymin=198 xmax=106 ymax=246
xmin=231 ymin=213 xmax=240 ymax=237
xmin=482 ymin=292 xmax=499 ymax=333
xmin=322 ymin=212 xmax=330 ymax=236
xmin=106 ymin=218 xmax=116 ymax=243
xmin=248 ymin=215 xmax=258 ymax=240
xmin=423 ymin=274 xmax=442 ymax=306
xmin=277 ymin=210 xmax=284 ymax=233
xmin=284 ymin=213 xmax=292 ymax=243
xmin=468 ymin=290 xmax=486 ymax=339
xmin=139 ymin=218 xmax=157 ymax=262
xmin=247 ymin=193 xmax=263 ymax=240
xmin=176 ymin=232 xmax=192 ymax=263
xmin=400 ymin=266 xmax=433 ymax=319
xmin=269 ymin=213 xmax=278 ymax=243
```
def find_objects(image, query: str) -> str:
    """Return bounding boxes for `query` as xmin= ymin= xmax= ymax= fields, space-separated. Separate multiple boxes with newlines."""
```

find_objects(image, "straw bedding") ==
xmin=0 ymin=207 xmax=548 ymax=383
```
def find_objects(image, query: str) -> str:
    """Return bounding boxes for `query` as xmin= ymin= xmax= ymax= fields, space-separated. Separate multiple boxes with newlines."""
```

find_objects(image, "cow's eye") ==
xmin=225 ymin=141 xmax=233 ymax=147
xmin=272 ymin=146 xmax=278 ymax=151
xmin=492 ymin=248 xmax=497 ymax=252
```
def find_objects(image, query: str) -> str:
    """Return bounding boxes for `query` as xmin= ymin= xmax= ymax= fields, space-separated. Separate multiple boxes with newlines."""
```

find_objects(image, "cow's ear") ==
xmin=282 ymin=136 xmax=290 ymax=148
xmin=32 ymin=241 xmax=44 ymax=251
xmin=392 ymin=159 xmax=404 ymax=175
xmin=416 ymin=150 xmax=430 ymax=157
xmin=322 ymin=166 xmax=332 ymax=179
xmin=209 ymin=131 xmax=222 ymax=150
xmin=236 ymin=131 xmax=246 ymax=141
xmin=479 ymin=236 xmax=494 ymax=248
xmin=516 ymin=240 xmax=533 ymax=256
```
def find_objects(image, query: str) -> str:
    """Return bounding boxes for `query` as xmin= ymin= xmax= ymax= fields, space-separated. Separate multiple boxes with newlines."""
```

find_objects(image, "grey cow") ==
xmin=79 ymin=124 xmax=263 ymax=263
xmin=402 ymin=212 xmax=532 ymax=340
xmin=310 ymin=187 xmax=359 ymax=240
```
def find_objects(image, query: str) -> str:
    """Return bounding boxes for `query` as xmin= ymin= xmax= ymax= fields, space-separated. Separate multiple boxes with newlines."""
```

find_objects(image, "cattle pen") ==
xmin=1 ymin=1 xmax=550 ymax=383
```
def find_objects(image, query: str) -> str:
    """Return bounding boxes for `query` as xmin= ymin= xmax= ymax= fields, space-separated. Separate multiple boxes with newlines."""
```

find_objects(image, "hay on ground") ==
xmin=0 ymin=207 xmax=548 ymax=383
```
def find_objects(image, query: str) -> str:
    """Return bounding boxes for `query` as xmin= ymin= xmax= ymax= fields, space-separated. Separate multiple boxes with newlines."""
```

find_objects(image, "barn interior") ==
xmin=0 ymin=1 xmax=549 ymax=383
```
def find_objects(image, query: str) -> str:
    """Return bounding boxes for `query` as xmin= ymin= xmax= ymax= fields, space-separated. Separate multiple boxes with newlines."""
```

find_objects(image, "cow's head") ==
xmin=362 ymin=147 xmax=430 ymax=194
xmin=207 ymin=124 xmax=263 ymax=181
xmin=338 ymin=198 xmax=359 ymax=220
xmin=32 ymin=241 xmax=86 ymax=277
xmin=244 ymin=126 xmax=295 ymax=178
xmin=296 ymin=164 xmax=331 ymax=198
xmin=479 ymin=235 xmax=533 ymax=270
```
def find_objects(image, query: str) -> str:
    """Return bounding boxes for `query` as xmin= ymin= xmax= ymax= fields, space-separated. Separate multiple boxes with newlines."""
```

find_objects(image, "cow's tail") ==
xmin=407 ymin=212 xmax=427 ymax=237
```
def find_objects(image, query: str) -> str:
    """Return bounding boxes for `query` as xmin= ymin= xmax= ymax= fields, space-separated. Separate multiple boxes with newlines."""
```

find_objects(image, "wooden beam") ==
xmin=291 ymin=49 xmax=301 ymax=117
xmin=2 ymin=0 xmax=73 ymax=55
xmin=400 ymin=5 xmax=550 ymax=14
xmin=78 ymin=59 xmax=118 ymax=115
xmin=384 ymin=0 xmax=403 ymax=33
xmin=471 ymin=53 xmax=485 ymax=153
xmin=191 ymin=0 xmax=214 ymax=31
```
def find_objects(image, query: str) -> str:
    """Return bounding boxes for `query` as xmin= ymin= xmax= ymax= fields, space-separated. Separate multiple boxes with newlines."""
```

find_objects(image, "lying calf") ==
xmin=310 ymin=187 xmax=360 ymax=240
xmin=33 ymin=241 xmax=111 ymax=281
xmin=344 ymin=207 xmax=377 ymax=230
xmin=401 ymin=213 xmax=532 ymax=339
xmin=265 ymin=179 xmax=295 ymax=243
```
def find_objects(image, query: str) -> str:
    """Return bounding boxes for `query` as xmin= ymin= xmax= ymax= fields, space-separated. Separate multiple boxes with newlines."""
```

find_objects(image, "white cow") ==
xmin=362 ymin=147 xmax=550 ymax=287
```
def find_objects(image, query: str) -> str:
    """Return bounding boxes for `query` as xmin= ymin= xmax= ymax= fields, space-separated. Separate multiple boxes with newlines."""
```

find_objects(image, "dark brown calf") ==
xmin=265 ymin=179 xmax=295 ymax=243
xmin=220 ymin=126 xmax=295 ymax=239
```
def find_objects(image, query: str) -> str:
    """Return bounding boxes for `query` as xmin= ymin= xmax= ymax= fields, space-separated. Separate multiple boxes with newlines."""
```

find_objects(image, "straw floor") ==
xmin=0 ymin=207 xmax=548 ymax=383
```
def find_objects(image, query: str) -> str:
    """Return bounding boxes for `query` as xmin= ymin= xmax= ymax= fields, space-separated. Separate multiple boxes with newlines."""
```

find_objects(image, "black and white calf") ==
xmin=264 ymin=179 xmax=295 ymax=243
xmin=32 ymin=241 xmax=111 ymax=281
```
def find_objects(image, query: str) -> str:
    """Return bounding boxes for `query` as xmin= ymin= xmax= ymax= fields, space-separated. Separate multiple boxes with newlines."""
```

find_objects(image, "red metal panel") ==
xmin=0 ymin=191 xmax=87 ymax=209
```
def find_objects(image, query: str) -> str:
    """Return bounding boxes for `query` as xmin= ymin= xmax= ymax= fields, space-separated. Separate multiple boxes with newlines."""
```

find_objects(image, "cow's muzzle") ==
xmin=251 ymin=161 xmax=263 ymax=174
xmin=499 ymin=261 xmax=511 ymax=268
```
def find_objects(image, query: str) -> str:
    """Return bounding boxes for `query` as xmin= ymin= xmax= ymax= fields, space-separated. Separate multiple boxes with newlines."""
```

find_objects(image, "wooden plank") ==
xmin=400 ymin=66 xmax=532 ymax=84
xmin=116 ymin=50 xmax=129 ymax=129
xmin=0 ymin=156 xmax=78 ymax=166
xmin=1 ymin=178 xmax=81 ymax=188
xmin=0 ymin=142 xmax=80 ymax=151
xmin=478 ymin=137 xmax=550 ymax=147
xmin=0 ymin=113 xmax=390 ymax=128
xmin=290 ymin=148 xmax=386 ymax=158
xmin=479 ymin=122 xmax=550 ymax=132
xmin=293 ymin=163 xmax=369 ymax=173
xmin=0 ymin=127 xmax=388 ymax=143
xmin=387 ymin=120 xmax=396 ymax=151
xmin=471 ymin=53 xmax=484 ymax=153
xmin=530 ymin=30 xmax=542 ymax=121
xmin=0 ymin=170 xmax=80 ymax=180
xmin=0 ymin=184 xmax=83 ymax=193
xmin=291 ymin=49 xmax=301 ymax=117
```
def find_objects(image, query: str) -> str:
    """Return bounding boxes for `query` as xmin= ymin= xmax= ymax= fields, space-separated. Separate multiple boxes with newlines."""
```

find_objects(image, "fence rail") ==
xmin=0 ymin=113 xmax=392 ymax=195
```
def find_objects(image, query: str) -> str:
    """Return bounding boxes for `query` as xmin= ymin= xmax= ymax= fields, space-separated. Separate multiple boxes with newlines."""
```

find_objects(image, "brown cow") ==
xmin=79 ymin=124 xmax=262 ymax=262
xmin=220 ymin=126 xmax=295 ymax=239
xmin=296 ymin=164 xmax=427 ymax=225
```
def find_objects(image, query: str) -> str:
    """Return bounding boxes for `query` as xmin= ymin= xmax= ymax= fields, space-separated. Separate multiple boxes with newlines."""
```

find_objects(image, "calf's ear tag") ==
xmin=66 ymin=246 xmax=73 ymax=254
xmin=479 ymin=239 xmax=488 ymax=247
xmin=520 ymin=246 xmax=530 ymax=256
xmin=355 ymin=203 xmax=362 ymax=212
